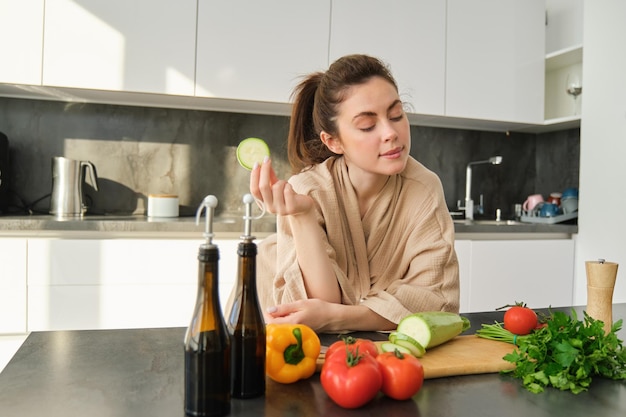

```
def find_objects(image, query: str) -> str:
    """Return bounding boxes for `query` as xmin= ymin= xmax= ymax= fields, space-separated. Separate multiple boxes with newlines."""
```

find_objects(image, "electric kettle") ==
xmin=50 ymin=156 xmax=99 ymax=218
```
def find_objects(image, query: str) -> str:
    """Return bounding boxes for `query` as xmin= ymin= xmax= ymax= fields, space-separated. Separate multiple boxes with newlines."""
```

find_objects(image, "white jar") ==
xmin=147 ymin=194 xmax=179 ymax=218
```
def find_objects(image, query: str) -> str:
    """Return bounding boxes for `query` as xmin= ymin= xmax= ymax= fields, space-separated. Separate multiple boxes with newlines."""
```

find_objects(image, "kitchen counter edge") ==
xmin=0 ymin=215 xmax=577 ymax=239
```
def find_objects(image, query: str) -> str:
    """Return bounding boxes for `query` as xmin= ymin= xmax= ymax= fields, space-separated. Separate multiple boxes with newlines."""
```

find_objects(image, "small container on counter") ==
xmin=147 ymin=194 xmax=179 ymax=218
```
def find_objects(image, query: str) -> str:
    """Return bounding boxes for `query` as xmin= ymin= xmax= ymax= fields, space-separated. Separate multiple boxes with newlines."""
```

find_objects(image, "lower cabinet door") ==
xmin=26 ymin=238 xmax=238 ymax=331
xmin=0 ymin=239 xmax=27 ymax=334
xmin=468 ymin=239 xmax=575 ymax=312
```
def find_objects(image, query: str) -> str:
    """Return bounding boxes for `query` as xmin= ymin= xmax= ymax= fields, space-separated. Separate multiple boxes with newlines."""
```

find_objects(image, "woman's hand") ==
xmin=250 ymin=158 xmax=314 ymax=216
xmin=264 ymin=299 xmax=334 ymax=332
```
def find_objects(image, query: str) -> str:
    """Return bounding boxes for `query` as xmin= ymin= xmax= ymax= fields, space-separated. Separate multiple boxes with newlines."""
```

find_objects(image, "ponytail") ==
xmin=287 ymin=73 xmax=336 ymax=174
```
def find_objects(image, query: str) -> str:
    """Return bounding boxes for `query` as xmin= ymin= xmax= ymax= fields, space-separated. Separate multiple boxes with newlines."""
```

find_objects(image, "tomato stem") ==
xmin=393 ymin=348 xmax=405 ymax=359
xmin=496 ymin=301 xmax=528 ymax=311
xmin=340 ymin=335 xmax=358 ymax=345
xmin=344 ymin=347 xmax=364 ymax=367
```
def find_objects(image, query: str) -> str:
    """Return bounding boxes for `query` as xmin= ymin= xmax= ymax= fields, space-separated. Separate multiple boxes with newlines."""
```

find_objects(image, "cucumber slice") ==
xmin=389 ymin=331 xmax=426 ymax=357
xmin=236 ymin=137 xmax=270 ymax=170
xmin=380 ymin=342 xmax=413 ymax=356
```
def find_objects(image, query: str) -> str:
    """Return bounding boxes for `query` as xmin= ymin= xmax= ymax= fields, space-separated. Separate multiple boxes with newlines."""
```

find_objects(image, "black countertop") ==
xmin=0 ymin=305 xmax=622 ymax=417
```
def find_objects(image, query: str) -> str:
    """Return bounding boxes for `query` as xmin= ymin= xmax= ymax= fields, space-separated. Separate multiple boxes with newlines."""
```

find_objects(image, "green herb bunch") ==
xmin=501 ymin=310 xmax=626 ymax=394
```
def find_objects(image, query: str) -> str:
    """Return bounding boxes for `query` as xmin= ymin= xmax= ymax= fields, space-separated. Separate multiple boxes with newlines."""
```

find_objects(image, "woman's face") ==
xmin=323 ymin=76 xmax=411 ymax=179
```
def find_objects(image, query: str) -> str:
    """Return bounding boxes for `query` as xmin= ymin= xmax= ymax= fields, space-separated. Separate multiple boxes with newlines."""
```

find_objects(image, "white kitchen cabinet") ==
xmin=27 ymin=238 xmax=240 ymax=331
xmin=42 ymin=0 xmax=197 ymax=95
xmin=0 ymin=239 xmax=27 ymax=334
xmin=329 ymin=0 xmax=446 ymax=116
xmin=0 ymin=0 xmax=44 ymax=85
xmin=446 ymin=0 xmax=545 ymax=124
xmin=545 ymin=0 xmax=583 ymax=55
xmin=467 ymin=239 xmax=574 ymax=312
xmin=195 ymin=0 xmax=330 ymax=103
xmin=544 ymin=0 xmax=584 ymax=122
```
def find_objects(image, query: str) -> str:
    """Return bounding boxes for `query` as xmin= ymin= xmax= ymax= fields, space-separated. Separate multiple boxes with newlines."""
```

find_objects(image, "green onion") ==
xmin=475 ymin=321 xmax=530 ymax=346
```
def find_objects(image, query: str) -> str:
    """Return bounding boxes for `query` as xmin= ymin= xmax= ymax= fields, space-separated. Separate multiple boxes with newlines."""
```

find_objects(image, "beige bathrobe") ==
xmin=256 ymin=156 xmax=459 ymax=325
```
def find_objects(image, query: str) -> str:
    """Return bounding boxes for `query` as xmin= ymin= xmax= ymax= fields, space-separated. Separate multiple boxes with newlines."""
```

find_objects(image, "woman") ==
xmin=250 ymin=54 xmax=459 ymax=333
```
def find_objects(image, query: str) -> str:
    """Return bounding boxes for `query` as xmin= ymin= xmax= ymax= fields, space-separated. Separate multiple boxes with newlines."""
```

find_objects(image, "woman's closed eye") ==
xmin=358 ymin=115 xmax=403 ymax=132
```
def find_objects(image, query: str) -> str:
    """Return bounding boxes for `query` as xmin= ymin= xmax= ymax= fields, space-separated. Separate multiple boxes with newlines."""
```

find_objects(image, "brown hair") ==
xmin=287 ymin=54 xmax=399 ymax=174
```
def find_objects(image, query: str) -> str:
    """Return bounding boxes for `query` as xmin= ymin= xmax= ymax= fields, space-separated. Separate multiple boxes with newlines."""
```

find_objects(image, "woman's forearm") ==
xmin=288 ymin=213 xmax=341 ymax=303
xmin=323 ymin=303 xmax=396 ymax=333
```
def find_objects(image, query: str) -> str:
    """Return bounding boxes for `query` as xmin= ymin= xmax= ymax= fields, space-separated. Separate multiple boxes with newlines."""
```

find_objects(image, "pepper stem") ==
xmin=283 ymin=327 xmax=306 ymax=365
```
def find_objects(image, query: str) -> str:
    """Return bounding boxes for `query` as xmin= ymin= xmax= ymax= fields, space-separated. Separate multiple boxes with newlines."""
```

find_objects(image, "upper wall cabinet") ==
xmin=0 ymin=0 xmax=558 ymax=132
xmin=42 ymin=0 xmax=197 ymax=95
xmin=195 ymin=0 xmax=331 ymax=103
xmin=545 ymin=0 xmax=583 ymax=54
xmin=329 ymin=0 xmax=446 ymax=117
xmin=0 ymin=0 xmax=44 ymax=85
xmin=445 ymin=0 xmax=545 ymax=124
xmin=544 ymin=0 xmax=583 ymax=122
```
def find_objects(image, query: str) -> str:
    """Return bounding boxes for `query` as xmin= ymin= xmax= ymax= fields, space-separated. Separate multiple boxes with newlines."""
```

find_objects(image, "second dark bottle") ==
xmin=227 ymin=194 xmax=266 ymax=399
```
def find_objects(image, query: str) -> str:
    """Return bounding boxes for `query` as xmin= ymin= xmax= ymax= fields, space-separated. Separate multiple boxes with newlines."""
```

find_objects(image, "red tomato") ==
xmin=376 ymin=350 xmax=424 ymax=400
xmin=320 ymin=349 xmax=382 ymax=409
xmin=325 ymin=336 xmax=379 ymax=360
xmin=503 ymin=305 xmax=538 ymax=335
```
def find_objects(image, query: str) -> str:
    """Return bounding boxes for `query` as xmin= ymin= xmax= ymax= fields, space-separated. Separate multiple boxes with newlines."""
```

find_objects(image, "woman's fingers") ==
xmin=264 ymin=300 xmax=329 ymax=331
xmin=251 ymin=158 xmax=278 ymax=212
xmin=282 ymin=183 xmax=301 ymax=212
xmin=268 ymin=160 xmax=279 ymax=184
xmin=250 ymin=158 xmax=312 ymax=215
xmin=249 ymin=161 xmax=262 ymax=199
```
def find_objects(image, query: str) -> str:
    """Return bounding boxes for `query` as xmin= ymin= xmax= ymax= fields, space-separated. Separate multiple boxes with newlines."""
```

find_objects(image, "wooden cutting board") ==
xmin=316 ymin=335 xmax=517 ymax=379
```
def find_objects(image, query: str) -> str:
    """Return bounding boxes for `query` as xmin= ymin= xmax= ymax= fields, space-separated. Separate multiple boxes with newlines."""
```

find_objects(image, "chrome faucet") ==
xmin=457 ymin=156 xmax=503 ymax=220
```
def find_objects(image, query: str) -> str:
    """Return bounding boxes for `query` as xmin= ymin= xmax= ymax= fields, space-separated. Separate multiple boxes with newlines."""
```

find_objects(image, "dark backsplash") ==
xmin=414 ymin=126 xmax=580 ymax=220
xmin=0 ymin=97 xmax=579 ymax=220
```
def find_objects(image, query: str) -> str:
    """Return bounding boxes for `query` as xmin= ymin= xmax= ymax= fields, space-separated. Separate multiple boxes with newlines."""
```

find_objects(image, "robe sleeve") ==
xmin=268 ymin=197 xmax=356 ymax=306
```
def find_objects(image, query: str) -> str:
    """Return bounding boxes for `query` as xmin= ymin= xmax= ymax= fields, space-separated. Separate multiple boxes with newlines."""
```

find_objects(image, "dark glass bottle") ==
xmin=227 ymin=194 xmax=266 ymax=399
xmin=184 ymin=196 xmax=231 ymax=417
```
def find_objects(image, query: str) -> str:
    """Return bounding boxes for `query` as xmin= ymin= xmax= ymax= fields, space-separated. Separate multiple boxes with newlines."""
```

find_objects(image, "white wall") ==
xmin=575 ymin=1 xmax=626 ymax=304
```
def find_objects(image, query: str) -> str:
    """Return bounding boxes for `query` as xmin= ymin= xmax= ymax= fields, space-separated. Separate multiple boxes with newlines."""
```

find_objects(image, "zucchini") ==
xmin=396 ymin=312 xmax=471 ymax=349
xmin=380 ymin=342 xmax=414 ymax=356
xmin=388 ymin=331 xmax=426 ymax=357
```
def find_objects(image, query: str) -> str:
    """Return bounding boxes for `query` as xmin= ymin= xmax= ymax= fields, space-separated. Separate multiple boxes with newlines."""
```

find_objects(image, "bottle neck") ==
xmin=237 ymin=241 xmax=257 ymax=287
xmin=198 ymin=246 xmax=219 ymax=289
xmin=199 ymin=246 xmax=221 ymax=320
xmin=226 ymin=240 xmax=263 ymax=332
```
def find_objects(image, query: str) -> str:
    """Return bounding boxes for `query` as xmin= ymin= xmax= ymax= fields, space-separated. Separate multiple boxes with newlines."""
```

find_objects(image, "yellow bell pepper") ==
xmin=265 ymin=323 xmax=321 ymax=384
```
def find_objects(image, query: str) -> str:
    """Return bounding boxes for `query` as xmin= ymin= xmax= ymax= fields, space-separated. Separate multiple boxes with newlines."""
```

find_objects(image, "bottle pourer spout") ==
xmin=242 ymin=193 xmax=255 ymax=240
xmin=196 ymin=195 xmax=218 ymax=245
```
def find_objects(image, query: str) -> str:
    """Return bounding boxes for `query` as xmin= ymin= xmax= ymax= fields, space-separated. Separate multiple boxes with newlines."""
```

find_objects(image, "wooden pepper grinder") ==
xmin=585 ymin=259 xmax=619 ymax=334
